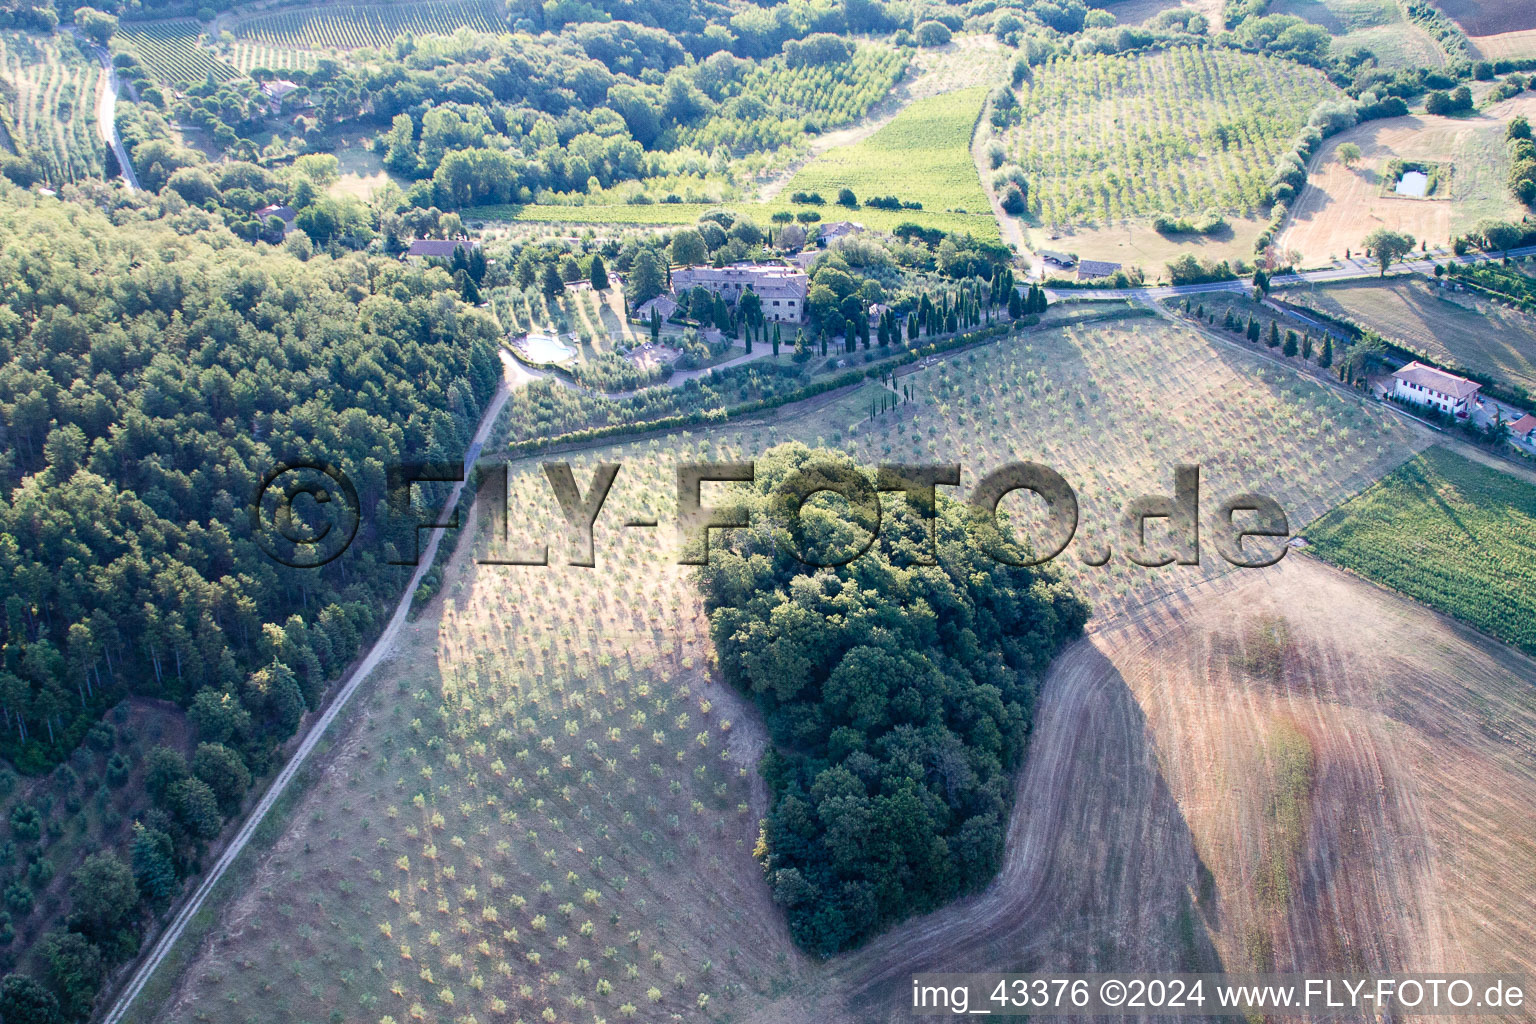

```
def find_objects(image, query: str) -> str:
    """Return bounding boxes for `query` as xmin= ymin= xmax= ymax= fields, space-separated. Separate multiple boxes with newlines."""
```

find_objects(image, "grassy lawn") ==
xmin=472 ymin=200 xmax=999 ymax=239
xmin=1270 ymin=0 xmax=1448 ymax=67
xmin=1279 ymin=276 xmax=1536 ymax=393
xmin=776 ymin=87 xmax=992 ymax=219
xmin=1334 ymin=23 xmax=1446 ymax=67
xmin=1450 ymin=120 xmax=1517 ymax=238
xmin=471 ymin=88 xmax=1001 ymax=241
xmin=1307 ymin=446 xmax=1536 ymax=655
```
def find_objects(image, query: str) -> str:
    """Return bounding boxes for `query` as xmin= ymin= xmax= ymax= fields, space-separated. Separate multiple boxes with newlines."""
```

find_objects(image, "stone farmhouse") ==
xmin=406 ymin=238 xmax=481 ymax=260
xmin=1390 ymin=361 xmax=1480 ymax=418
xmin=670 ymin=263 xmax=808 ymax=323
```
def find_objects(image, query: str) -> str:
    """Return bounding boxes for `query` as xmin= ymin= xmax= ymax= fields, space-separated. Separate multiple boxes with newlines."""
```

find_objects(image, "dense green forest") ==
xmin=0 ymin=181 xmax=500 ymax=1020
xmin=696 ymin=444 xmax=1088 ymax=953
xmin=0 ymin=180 xmax=500 ymax=769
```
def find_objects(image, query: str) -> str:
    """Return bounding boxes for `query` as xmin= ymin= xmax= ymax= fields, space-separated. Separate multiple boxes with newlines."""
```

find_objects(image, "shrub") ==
xmin=914 ymin=20 xmax=952 ymax=46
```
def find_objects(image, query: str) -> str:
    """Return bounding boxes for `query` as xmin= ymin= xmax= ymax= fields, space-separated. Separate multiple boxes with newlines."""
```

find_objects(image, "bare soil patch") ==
xmin=1025 ymin=216 xmax=1271 ymax=279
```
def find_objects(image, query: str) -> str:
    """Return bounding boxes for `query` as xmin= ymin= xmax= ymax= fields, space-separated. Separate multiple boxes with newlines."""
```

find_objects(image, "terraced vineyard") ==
xmin=1009 ymin=47 xmax=1339 ymax=226
xmin=117 ymin=21 xmax=240 ymax=85
xmin=0 ymin=31 xmax=105 ymax=184
xmin=232 ymin=0 xmax=503 ymax=51
xmin=746 ymin=45 xmax=908 ymax=121
xmin=680 ymin=43 xmax=910 ymax=152
xmin=226 ymin=42 xmax=320 ymax=75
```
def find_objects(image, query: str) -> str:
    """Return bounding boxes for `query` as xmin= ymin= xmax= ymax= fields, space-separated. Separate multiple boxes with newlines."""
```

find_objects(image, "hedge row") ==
xmin=504 ymin=322 xmax=1021 ymax=458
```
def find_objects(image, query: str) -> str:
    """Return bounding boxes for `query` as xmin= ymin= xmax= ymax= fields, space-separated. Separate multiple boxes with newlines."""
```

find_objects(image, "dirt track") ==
xmin=748 ymin=557 xmax=1536 ymax=1022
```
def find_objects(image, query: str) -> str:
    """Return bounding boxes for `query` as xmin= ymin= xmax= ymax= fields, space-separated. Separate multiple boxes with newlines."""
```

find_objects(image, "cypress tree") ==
xmin=772 ymin=322 xmax=781 ymax=356
xmin=1246 ymin=316 xmax=1260 ymax=343
xmin=1282 ymin=330 xmax=1298 ymax=357
xmin=1319 ymin=335 xmax=1333 ymax=368
xmin=1268 ymin=321 xmax=1280 ymax=348
xmin=1301 ymin=333 xmax=1313 ymax=360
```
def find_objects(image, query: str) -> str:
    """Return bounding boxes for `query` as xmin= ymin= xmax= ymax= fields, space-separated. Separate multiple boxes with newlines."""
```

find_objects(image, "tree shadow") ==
xmin=831 ymin=639 xmax=1226 ymax=1019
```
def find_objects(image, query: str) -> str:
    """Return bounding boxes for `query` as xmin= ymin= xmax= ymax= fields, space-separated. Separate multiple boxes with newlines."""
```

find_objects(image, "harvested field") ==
xmin=1276 ymin=106 xmax=1533 ymax=264
xmin=1270 ymin=0 xmax=1447 ymax=67
xmin=1279 ymin=275 xmax=1536 ymax=392
xmin=1433 ymin=0 xmax=1536 ymax=38
xmin=1025 ymin=215 xmax=1272 ymax=278
xmin=747 ymin=557 xmax=1536 ymax=1020
xmin=1470 ymin=28 xmax=1536 ymax=61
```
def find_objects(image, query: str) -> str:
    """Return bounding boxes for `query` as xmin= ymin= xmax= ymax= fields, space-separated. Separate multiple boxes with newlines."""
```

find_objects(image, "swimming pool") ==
xmin=523 ymin=333 xmax=576 ymax=363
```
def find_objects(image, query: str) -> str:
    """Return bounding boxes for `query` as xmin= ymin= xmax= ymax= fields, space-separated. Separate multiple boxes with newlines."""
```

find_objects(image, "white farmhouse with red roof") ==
xmin=1390 ymin=361 xmax=1480 ymax=418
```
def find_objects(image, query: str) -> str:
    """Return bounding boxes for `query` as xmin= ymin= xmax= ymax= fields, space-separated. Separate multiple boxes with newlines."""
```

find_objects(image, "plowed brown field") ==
xmin=750 ymin=557 xmax=1536 ymax=1021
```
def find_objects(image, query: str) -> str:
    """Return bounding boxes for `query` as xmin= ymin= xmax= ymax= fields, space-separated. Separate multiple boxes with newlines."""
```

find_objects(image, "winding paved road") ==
xmin=76 ymin=32 xmax=139 ymax=191
xmin=99 ymin=365 xmax=520 ymax=1024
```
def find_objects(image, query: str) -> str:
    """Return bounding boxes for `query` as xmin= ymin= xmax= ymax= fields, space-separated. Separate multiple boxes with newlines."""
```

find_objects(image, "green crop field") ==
xmin=1307 ymin=447 xmax=1536 ymax=656
xmin=475 ymin=199 xmax=1000 ymax=239
xmin=0 ymin=31 xmax=105 ymax=184
xmin=476 ymin=84 xmax=1002 ymax=242
xmin=1009 ymin=47 xmax=1339 ymax=226
xmin=117 ymin=21 xmax=241 ymax=86
xmin=780 ymin=86 xmax=992 ymax=220
xmin=232 ymin=0 xmax=503 ymax=51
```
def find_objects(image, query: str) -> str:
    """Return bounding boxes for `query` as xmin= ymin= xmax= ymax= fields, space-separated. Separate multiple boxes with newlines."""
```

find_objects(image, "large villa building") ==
xmin=670 ymin=263 xmax=808 ymax=323
xmin=1390 ymin=361 xmax=1481 ymax=417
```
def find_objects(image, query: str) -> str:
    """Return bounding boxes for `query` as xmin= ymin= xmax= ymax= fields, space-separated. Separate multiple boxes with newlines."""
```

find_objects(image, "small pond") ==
xmin=1394 ymin=170 xmax=1429 ymax=197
